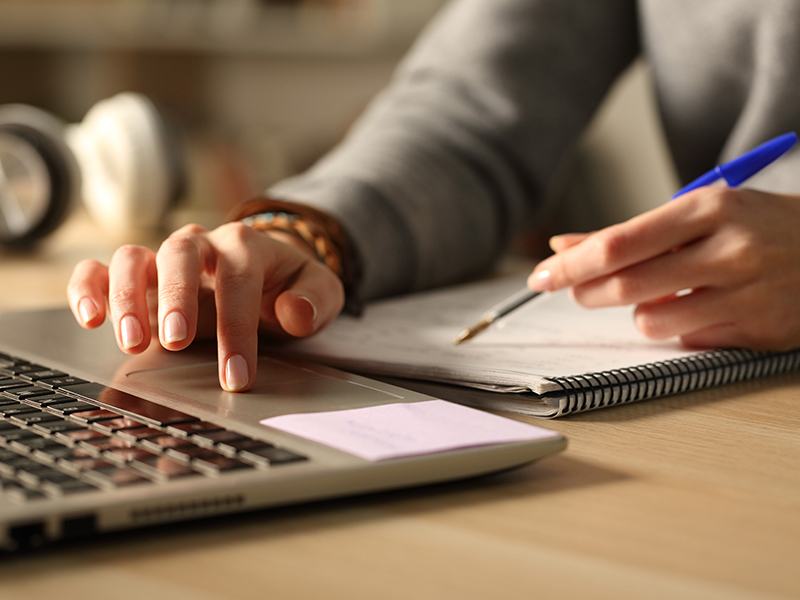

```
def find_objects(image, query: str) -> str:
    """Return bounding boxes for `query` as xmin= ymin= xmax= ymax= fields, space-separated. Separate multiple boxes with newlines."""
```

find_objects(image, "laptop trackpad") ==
xmin=124 ymin=354 xmax=410 ymax=422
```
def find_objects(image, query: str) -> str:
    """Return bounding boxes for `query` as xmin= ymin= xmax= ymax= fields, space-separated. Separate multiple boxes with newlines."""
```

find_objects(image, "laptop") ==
xmin=0 ymin=307 xmax=566 ymax=551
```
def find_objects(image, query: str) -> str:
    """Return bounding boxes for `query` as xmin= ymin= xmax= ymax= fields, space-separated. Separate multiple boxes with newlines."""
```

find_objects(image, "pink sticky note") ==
xmin=260 ymin=400 xmax=559 ymax=461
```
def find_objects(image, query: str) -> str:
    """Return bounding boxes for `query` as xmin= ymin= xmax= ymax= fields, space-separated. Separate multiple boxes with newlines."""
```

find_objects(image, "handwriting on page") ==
xmin=260 ymin=400 xmax=560 ymax=461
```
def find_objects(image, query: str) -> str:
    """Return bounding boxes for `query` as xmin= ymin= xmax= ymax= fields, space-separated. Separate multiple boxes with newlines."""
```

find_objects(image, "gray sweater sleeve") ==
xmin=269 ymin=0 xmax=639 ymax=301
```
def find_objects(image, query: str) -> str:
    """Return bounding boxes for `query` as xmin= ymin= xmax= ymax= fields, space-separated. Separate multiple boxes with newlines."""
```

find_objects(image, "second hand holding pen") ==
xmin=453 ymin=131 xmax=798 ymax=345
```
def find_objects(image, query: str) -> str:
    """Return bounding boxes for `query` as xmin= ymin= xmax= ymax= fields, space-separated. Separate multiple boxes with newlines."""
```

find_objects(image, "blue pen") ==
xmin=455 ymin=131 xmax=799 ymax=344
xmin=673 ymin=131 xmax=797 ymax=198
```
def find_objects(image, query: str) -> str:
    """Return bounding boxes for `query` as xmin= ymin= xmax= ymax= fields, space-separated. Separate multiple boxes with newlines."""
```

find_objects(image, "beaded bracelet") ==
xmin=242 ymin=211 xmax=343 ymax=279
xmin=230 ymin=196 xmax=363 ymax=315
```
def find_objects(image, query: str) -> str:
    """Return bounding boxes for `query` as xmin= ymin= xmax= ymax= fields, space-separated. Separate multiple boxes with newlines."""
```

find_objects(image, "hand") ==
xmin=527 ymin=187 xmax=800 ymax=350
xmin=66 ymin=222 xmax=345 ymax=392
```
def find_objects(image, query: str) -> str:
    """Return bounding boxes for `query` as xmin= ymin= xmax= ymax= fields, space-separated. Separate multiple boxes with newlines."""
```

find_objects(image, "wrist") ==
xmin=229 ymin=196 xmax=363 ymax=314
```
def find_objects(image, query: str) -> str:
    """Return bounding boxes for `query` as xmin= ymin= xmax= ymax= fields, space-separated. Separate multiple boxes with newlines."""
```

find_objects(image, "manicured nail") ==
xmin=224 ymin=354 xmax=249 ymax=392
xmin=120 ymin=315 xmax=143 ymax=349
xmin=528 ymin=269 xmax=552 ymax=291
xmin=163 ymin=311 xmax=188 ymax=344
xmin=297 ymin=295 xmax=318 ymax=324
xmin=78 ymin=297 xmax=98 ymax=324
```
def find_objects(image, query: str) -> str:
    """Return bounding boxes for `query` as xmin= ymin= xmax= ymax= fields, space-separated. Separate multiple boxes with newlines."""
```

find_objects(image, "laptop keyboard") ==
xmin=0 ymin=351 xmax=308 ymax=504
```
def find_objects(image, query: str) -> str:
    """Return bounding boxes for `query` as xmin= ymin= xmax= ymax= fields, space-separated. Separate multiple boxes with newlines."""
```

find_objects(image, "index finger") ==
xmin=529 ymin=189 xmax=719 ymax=291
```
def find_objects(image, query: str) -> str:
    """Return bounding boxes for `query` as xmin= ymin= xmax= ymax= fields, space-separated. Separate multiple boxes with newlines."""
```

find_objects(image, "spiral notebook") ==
xmin=278 ymin=274 xmax=800 ymax=417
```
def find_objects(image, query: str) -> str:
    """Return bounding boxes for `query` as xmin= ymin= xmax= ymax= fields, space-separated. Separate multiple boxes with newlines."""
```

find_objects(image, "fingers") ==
xmin=549 ymin=232 xmax=591 ymax=253
xmin=679 ymin=323 xmax=748 ymax=349
xmin=274 ymin=260 xmax=345 ymax=337
xmin=570 ymin=237 xmax=732 ymax=308
xmin=108 ymin=245 xmax=157 ymax=353
xmin=67 ymin=259 xmax=108 ymax=328
xmin=209 ymin=223 xmax=265 ymax=392
xmin=529 ymin=189 xmax=721 ymax=291
xmin=633 ymin=287 xmax=736 ymax=341
xmin=155 ymin=224 xmax=212 ymax=351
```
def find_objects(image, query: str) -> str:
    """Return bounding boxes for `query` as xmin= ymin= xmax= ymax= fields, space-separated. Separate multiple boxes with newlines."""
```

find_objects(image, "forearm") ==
xmin=271 ymin=0 xmax=640 ymax=301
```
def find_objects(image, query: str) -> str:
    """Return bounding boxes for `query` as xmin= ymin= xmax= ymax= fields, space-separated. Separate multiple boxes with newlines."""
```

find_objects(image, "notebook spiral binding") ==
xmin=548 ymin=349 xmax=800 ymax=416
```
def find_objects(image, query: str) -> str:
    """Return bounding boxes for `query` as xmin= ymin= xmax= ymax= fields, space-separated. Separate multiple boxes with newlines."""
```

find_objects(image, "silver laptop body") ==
xmin=0 ymin=308 xmax=566 ymax=551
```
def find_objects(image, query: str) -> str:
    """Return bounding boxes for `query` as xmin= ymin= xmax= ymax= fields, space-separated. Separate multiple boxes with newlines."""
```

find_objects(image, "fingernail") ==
xmin=78 ymin=297 xmax=98 ymax=324
xmin=120 ymin=315 xmax=143 ymax=349
xmin=163 ymin=311 xmax=188 ymax=344
xmin=296 ymin=295 xmax=318 ymax=324
xmin=224 ymin=354 xmax=249 ymax=392
xmin=528 ymin=269 xmax=552 ymax=291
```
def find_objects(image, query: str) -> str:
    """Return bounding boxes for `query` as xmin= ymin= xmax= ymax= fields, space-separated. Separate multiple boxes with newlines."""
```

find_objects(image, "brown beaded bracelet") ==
xmin=243 ymin=211 xmax=344 ymax=279
xmin=228 ymin=196 xmax=363 ymax=315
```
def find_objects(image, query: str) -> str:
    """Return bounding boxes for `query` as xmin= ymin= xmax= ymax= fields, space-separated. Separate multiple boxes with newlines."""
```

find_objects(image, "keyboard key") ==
xmin=56 ymin=428 xmax=108 ymax=446
xmin=36 ymin=394 xmax=82 ymax=407
xmin=189 ymin=451 xmax=252 ymax=476
xmin=0 ymin=427 xmax=39 ymax=443
xmin=239 ymin=446 xmax=308 ymax=467
xmin=0 ymin=379 xmax=29 ymax=392
xmin=103 ymin=446 xmax=158 ymax=466
xmin=23 ymin=394 xmax=72 ymax=408
xmin=140 ymin=435 xmax=195 ymax=453
xmin=41 ymin=478 xmax=98 ymax=497
xmin=0 ymin=403 xmax=40 ymax=417
xmin=64 ymin=383 xmax=198 ymax=427
xmin=32 ymin=419 xmax=84 ymax=435
xmin=164 ymin=444 xmax=219 ymax=464
xmin=192 ymin=429 xmax=247 ymax=449
xmin=80 ymin=436 xmax=136 ymax=453
xmin=131 ymin=454 xmax=200 ymax=481
xmin=0 ymin=448 xmax=20 ymax=462
xmin=206 ymin=436 xmax=272 ymax=458
xmin=45 ymin=400 xmax=97 ymax=415
xmin=37 ymin=376 xmax=87 ymax=389
xmin=92 ymin=417 xmax=145 ymax=434
xmin=6 ymin=485 xmax=46 ymax=503
xmin=32 ymin=443 xmax=75 ymax=463
xmin=9 ymin=436 xmax=63 ymax=454
xmin=3 ymin=456 xmax=47 ymax=476
xmin=69 ymin=409 xmax=120 ymax=424
xmin=0 ymin=363 xmax=44 ymax=377
xmin=9 ymin=411 xmax=62 ymax=426
xmin=167 ymin=421 xmax=223 ymax=438
xmin=3 ymin=387 xmax=53 ymax=401
xmin=84 ymin=467 xmax=150 ymax=489
xmin=0 ymin=452 xmax=31 ymax=477
xmin=115 ymin=426 xmax=163 ymax=443
xmin=20 ymin=369 xmax=66 ymax=382
xmin=18 ymin=466 xmax=75 ymax=487
xmin=0 ymin=476 xmax=20 ymax=490
xmin=59 ymin=450 xmax=117 ymax=474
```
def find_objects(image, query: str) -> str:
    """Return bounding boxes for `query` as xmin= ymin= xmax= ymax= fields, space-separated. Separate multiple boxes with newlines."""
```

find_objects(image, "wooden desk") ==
xmin=1 ymin=215 xmax=798 ymax=599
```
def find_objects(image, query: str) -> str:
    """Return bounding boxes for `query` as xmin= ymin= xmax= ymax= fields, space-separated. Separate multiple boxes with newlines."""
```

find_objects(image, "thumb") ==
xmin=274 ymin=260 xmax=345 ymax=337
xmin=549 ymin=231 xmax=592 ymax=253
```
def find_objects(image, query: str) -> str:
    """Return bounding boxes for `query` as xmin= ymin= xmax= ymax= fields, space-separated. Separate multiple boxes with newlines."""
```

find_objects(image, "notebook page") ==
xmin=279 ymin=274 xmax=697 ymax=394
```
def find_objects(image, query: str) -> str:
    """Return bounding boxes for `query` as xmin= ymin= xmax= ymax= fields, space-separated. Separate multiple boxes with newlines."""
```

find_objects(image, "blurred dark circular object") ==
xmin=0 ymin=106 xmax=78 ymax=248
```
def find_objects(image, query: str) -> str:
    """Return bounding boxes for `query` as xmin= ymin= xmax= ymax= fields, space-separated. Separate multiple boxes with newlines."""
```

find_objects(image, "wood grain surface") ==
xmin=0 ymin=214 xmax=798 ymax=600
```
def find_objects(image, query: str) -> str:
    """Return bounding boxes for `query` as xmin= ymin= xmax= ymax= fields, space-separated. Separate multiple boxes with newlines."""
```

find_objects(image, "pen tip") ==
xmin=453 ymin=330 xmax=471 ymax=345
xmin=452 ymin=318 xmax=492 ymax=345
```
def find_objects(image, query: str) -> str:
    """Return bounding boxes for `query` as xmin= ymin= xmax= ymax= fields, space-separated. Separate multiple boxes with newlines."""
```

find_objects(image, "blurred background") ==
xmin=0 ymin=0 xmax=677 ymax=307
xmin=0 ymin=0 xmax=447 ymax=223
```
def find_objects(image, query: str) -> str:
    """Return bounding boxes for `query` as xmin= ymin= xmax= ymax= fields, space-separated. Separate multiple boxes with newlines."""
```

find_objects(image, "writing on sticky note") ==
xmin=260 ymin=400 xmax=559 ymax=461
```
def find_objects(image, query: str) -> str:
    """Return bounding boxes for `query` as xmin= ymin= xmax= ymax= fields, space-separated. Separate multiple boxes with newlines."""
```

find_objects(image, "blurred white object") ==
xmin=66 ymin=93 xmax=179 ymax=233
xmin=0 ymin=93 xmax=182 ymax=243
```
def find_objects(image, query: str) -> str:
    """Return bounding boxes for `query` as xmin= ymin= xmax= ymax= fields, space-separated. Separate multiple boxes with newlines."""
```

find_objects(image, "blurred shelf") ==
xmin=0 ymin=0 xmax=445 ymax=57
